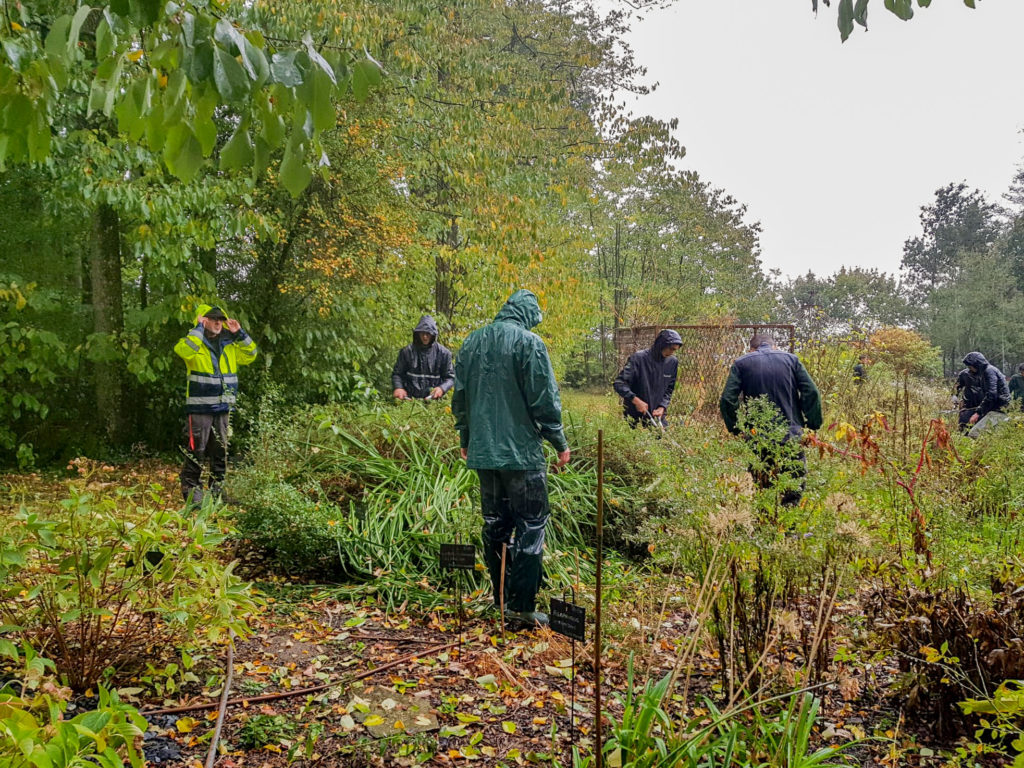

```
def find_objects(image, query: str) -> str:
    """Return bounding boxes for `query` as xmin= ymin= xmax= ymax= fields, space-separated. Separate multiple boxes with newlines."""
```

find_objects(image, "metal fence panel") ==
xmin=613 ymin=324 xmax=796 ymax=418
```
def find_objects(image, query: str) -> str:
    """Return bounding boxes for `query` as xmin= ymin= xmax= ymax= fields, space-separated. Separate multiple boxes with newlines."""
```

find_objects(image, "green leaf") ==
xmin=310 ymin=69 xmax=335 ymax=133
xmin=502 ymin=721 xmax=517 ymax=734
xmin=242 ymin=38 xmax=270 ymax=87
xmin=854 ymin=0 xmax=869 ymax=28
xmin=45 ymin=14 xmax=71 ymax=60
xmin=884 ymin=0 xmax=915 ymax=20
xmin=95 ymin=17 xmax=115 ymax=61
xmin=2 ymin=41 xmax=25 ymax=72
xmin=194 ymin=91 xmax=218 ymax=156
xmin=67 ymin=5 xmax=94 ymax=57
xmin=838 ymin=0 xmax=855 ymax=41
xmin=279 ymin=141 xmax=312 ymax=197
xmin=302 ymin=32 xmax=336 ymax=85
xmin=213 ymin=46 xmax=251 ymax=103
xmin=270 ymin=52 xmax=303 ymax=87
xmin=129 ymin=0 xmax=161 ymax=26
xmin=220 ymin=123 xmax=253 ymax=171
xmin=163 ymin=124 xmax=204 ymax=183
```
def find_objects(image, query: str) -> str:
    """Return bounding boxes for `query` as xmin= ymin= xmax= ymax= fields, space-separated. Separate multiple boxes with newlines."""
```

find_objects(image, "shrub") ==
xmin=0 ymin=487 xmax=258 ymax=690
xmin=0 ymin=641 xmax=146 ymax=768
xmin=231 ymin=400 xmax=651 ymax=607
xmin=236 ymin=713 xmax=298 ymax=749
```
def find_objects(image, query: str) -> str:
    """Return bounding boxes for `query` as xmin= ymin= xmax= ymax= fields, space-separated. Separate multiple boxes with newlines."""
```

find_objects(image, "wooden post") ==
xmin=595 ymin=430 xmax=604 ymax=768
xmin=499 ymin=543 xmax=508 ymax=645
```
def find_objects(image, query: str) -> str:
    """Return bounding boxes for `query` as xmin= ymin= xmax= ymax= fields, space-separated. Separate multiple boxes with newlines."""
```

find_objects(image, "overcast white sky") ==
xmin=619 ymin=0 xmax=1024 ymax=280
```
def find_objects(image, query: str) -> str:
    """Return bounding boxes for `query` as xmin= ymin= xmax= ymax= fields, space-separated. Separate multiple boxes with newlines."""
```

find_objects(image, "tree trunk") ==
xmin=197 ymin=247 xmax=217 ymax=287
xmin=435 ymin=218 xmax=463 ymax=320
xmin=90 ymin=202 xmax=128 ymax=444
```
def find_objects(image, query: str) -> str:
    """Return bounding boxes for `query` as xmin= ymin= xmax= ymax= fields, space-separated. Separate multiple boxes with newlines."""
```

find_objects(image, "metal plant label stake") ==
xmin=550 ymin=590 xmax=586 ymax=747
xmin=439 ymin=538 xmax=475 ymax=657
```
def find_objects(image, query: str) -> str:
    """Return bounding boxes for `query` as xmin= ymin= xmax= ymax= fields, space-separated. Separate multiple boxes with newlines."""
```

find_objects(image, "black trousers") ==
xmin=749 ymin=443 xmax=806 ymax=507
xmin=180 ymin=412 xmax=229 ymax=500
xmin=477 ymin=469 xmax=549 ymax=613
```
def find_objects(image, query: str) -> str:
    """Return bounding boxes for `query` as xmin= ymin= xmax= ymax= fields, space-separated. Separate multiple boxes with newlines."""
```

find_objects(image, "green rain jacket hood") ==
xmin=452 ymin=290 xmax=567 ymax=470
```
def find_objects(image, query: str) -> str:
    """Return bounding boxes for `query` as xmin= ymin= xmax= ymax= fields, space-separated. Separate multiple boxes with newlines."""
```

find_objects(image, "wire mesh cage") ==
xmin=613 ymin=324 xmax=797 ymax=419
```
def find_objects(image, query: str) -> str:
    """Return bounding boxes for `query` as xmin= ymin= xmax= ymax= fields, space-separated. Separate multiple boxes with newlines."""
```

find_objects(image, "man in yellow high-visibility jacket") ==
xmin=174 ymin=304 xmax=257 ymax=504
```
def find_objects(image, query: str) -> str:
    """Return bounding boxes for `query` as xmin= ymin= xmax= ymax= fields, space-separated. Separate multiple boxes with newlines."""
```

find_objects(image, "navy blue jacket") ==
xmin=613 ymin=330 xmax=682 ymax=424
xmin=962 ymin=352 xmax=1010 ymax=417
xmin=392 ymin=315 xmax=455 ymax=399
xmin=720 ymin=344 xmax=822 ymax=439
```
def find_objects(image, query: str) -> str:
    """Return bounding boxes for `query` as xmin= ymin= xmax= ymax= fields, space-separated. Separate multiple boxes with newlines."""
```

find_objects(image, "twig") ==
xmin=140 ymin=642 xmax=456 ymax=717
xmin=205 ymin=629 xmax=235 ymax=768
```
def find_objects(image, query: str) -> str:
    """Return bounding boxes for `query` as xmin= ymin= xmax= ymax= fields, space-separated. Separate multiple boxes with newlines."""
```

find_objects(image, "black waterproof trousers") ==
xmin=749 ymin=443 xmax=806 ymax=507
xmin=477 ymin=469 xmax=549 ymax=613
xmin=180 ymin=412 xmax=229 ymax=501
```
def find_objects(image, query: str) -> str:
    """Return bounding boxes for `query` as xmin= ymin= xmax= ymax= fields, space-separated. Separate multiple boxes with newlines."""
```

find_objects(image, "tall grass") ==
xmin=232 ymin=402 xmax=642 ymax=609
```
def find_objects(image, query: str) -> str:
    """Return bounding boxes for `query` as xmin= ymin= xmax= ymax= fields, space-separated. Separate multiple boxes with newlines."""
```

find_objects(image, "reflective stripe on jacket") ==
xmin=174 ymin=324 xmax=257 ymax=414
xmin=391 ymin=315 xmax=455 ymax=398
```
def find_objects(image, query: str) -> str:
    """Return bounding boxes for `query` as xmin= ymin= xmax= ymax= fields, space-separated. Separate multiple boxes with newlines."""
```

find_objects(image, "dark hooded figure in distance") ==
xmin=962 ymin=351 xmax=1010 ymax=428
xmin=392 ymin=315 xmax=456 ymax=400
xmin=955 ymin=366 xmax=985 ymax=431
xmin=613 ymin=329 xmax=683 ymax=427
xmin=452 ymin=290 xmax=570 ymax=630
xmin=1007 ymin=363 xmax=1024 ymax=410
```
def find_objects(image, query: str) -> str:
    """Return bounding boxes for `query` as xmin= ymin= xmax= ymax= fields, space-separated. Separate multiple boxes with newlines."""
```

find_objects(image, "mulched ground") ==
xmin=2 ymin=462 xmax=1011 ymax=767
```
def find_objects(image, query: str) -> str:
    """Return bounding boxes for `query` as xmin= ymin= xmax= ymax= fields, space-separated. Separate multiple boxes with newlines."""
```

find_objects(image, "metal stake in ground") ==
xmin=499 ymin=543 xmax=508 ymax=645
xmin=549 ymin=590 xmax=586 ymax=747
xmin=439 ymin=540 xmax=476 ymax=658
xmin=595 ymin=429 xmax=604 ymax=768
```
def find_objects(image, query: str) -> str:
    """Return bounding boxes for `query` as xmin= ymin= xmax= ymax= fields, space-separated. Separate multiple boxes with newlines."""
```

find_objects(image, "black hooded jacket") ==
xmin=613 ymin=329 xmax=682 ymax=424
xmin=962 ymin=352 xmax=1010 ymax=417
xmin=955 ymin=367 xmax=984 ymax=409
xmin=391 ymin=315 xmax=455 ymax=399
xmin=719 ymin=343 xmax=823 ymax=439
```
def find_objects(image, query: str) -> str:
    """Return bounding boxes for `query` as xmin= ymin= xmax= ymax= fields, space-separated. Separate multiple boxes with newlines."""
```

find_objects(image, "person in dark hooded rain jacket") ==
xmin=1007 ymin=363 xmax=1024 ymax=410
xmin=452 ymin=290 xmax=570 ymax=629
xmin=613 ymin=329 xmax=682 ymax=427
xmin=954 ymin=366 xmax=985 ymax=430
xmin=392 ymin=315 xmax=455 ymax=400
xmin=962 ymin=351 xmax=1010 ymax=428
xmin=719 ymin=334 xmax=822 ymax=507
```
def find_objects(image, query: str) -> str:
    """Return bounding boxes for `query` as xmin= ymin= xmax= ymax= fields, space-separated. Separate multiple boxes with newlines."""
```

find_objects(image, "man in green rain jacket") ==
xmin=452 ymin=290 xmax=570 ymax=628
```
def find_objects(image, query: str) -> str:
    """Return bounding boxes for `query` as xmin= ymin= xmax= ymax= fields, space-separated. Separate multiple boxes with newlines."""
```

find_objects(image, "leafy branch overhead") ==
xmin=813 ymin=0 xmax=979 ymax=42
xmin=0 ymin=0 xmax=382 ymax=194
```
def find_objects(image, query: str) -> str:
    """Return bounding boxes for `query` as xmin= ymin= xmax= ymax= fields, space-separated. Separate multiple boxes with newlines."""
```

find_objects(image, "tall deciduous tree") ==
xmin=779 ymin=267 xmax=912 ymax=337
xmin=900 ymin=183 xmax=1003 ymax=302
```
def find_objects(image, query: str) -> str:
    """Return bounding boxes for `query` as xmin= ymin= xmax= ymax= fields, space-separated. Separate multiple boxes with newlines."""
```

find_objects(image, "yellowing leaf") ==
xmin=176 ymin=716 xmax=199 ymax=733
xmin=127 ymin=49 xmax=144 ymax=62
xmin=502 ymin=721 xmax=517 ymax=734
xmin=456 ymin=712 xmax=481 ymax=723
xmin=363 ymin=714 xmax=385 ymax=727
xmin=532 ymin=716 xmax=548 ymax=725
